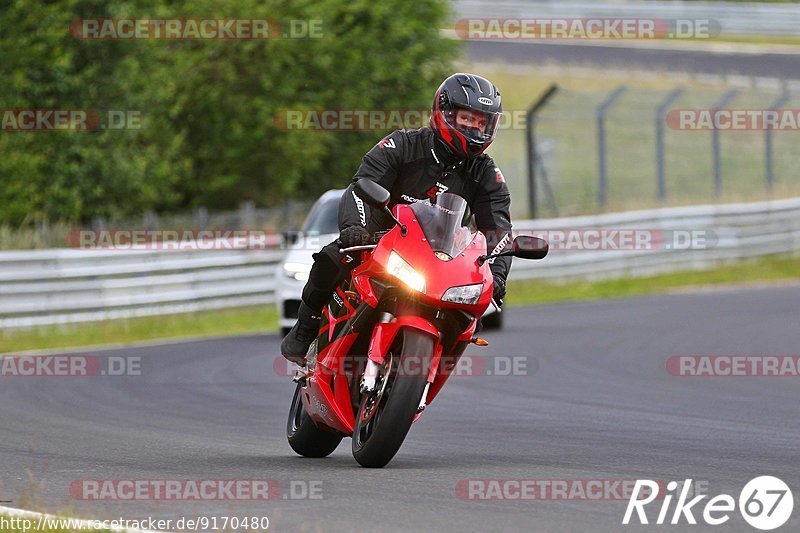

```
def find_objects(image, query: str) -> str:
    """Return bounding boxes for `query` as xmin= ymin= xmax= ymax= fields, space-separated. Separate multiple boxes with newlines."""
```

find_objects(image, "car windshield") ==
xmin=302 ymin=195 xmax=341 ymax=235
xmin=409 ymin=192 xmax=475 ymax=258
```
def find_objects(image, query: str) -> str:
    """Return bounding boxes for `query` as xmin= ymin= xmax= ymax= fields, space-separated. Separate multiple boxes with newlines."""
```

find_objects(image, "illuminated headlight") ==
xmin=283 ymin=262 xmax=311 ymax=281
xmin=387 ymin=251 xmax=426 ymax=293
xmin=442 ymin=284 xmax=483 ymax=305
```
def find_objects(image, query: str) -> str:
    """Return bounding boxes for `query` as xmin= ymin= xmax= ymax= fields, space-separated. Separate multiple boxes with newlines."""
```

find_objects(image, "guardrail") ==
xmin=510 ymin=197 xmax=800 ymax=282
xmin=1 ymin=197 xmax=799 ymax=328
xmin=0 ymin=248 xmax=284 ymax=328
xmin=454 ymin=1 xmax=800 ymax=37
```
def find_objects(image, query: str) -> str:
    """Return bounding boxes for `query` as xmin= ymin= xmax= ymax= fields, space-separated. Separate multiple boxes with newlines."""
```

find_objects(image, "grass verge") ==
xmin=701 ymin=35 xmax=800 ymax=47
xmin=1 ymin=306 xmax=278 ymax=353
xmin=1 ymin=255 xmax=797 ymax=354
xmin=506 ymin=254 xmax=800 ymax=307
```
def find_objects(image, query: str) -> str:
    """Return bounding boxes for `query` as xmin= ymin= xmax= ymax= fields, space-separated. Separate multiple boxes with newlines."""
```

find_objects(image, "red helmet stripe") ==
xmin=450 ymin=125 xmax=468 ymax=154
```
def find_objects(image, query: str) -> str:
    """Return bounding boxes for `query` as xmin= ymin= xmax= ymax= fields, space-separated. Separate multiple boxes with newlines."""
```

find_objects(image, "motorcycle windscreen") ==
xmin=409 ymin=192 xmax=476 ymax=258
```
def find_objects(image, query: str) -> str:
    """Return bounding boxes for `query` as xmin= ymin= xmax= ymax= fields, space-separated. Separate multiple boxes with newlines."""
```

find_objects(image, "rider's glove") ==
xmin=492 ymin=275 xmax=506 ymax=307
xmin=338 ymin=226 xmax=371 ymax=248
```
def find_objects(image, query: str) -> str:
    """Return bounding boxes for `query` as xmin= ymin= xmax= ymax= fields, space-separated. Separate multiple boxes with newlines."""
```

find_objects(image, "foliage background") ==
xmin=0 ymin=0 xmax=457 ymax=225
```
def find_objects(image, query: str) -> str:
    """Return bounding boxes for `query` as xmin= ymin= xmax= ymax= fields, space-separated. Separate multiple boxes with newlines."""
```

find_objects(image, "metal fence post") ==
xmin=144 ymin=211 xmax=158 ymax=230
xmin=193 ymin=206 xmax=209 ymax=230
xmin=596 ymin=86 xmax=627 ymax=209
xmin=526 ymin=84 xmax=559 ymax=219
xmin=710 ymin=89 xmax=739 ymax=199
xmin=239 ymin=201 xmax=256 ymax=229
xmin=655 ymin=88 xmax=684 ymax=202
xmin=765 ymin=91 xmax=790 ymax=192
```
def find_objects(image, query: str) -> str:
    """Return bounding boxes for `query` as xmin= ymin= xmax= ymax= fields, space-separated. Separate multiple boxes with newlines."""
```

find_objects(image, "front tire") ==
xmin=286 ymin=383 xmax=343 ymax=458
xmin=352 ymin=329 xmax=433 ymax=468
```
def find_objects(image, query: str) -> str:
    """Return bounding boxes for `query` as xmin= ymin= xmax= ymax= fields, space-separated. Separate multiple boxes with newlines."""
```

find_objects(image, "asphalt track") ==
xmin=468 ymin=40 xmax=800 ymax=79
xmin=2 ymin=285 xmax=799 ymax=532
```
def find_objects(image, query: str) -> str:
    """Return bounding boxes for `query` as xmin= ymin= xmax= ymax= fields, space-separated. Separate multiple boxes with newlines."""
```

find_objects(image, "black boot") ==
xmin=280 ymin=303 xmax=321 ymax=365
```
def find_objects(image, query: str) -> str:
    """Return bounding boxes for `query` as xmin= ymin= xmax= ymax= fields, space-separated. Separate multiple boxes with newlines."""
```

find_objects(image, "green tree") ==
xmin=0 ymin=0 xmax=457 ymax=225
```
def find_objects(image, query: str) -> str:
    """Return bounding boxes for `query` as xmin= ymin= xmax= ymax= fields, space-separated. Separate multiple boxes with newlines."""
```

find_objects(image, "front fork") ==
xmin=359 ymin=312 xmax=443 ymax=413
xmin=360 ymin=311 xmax=395 ymax=394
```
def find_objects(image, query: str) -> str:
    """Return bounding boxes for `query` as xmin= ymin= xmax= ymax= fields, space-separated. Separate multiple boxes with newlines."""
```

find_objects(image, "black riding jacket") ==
xmin=339 ymin=127 xmax=513 ymax=283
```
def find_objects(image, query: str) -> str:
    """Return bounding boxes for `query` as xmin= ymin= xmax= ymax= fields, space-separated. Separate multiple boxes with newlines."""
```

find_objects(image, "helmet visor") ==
xmin=443 ymin=106 xmax=501 ymax=145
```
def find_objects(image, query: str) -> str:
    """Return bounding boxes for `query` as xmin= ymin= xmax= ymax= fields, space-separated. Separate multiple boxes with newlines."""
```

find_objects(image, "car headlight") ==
xmin=442 ymin=283 xmax=483 ymax=305
xmin=283 ymin=262 xmax=311 ymax=281
xmin=387 ymin=251 xmax=426 ymax=293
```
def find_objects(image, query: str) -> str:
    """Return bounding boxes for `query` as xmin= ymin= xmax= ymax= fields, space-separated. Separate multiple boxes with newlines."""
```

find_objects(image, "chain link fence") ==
xmin=527 ymin=83 xmax=800 ymax=218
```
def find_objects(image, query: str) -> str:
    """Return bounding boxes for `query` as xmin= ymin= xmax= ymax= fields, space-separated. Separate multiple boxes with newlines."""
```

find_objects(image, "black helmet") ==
xmin=430 ymin=73 xmax=502 ymax=158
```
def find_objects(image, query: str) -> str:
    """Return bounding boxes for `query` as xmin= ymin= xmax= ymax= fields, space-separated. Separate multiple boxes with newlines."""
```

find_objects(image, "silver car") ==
xmin=276 ymin=189 xmax=344 ymax=336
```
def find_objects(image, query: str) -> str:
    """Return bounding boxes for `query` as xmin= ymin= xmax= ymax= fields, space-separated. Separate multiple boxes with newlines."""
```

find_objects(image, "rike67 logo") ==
xmin=623 ymin=477 xmax=793 ymax=530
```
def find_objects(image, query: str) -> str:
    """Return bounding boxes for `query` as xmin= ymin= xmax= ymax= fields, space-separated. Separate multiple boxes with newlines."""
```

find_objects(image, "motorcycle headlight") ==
xmin=387 ymin=251 xmax=426 ymax=293
xmin=283 ymin=262 xmax=311 ymax=281
xmin=442 ymin=283 xmax=483 ymax=305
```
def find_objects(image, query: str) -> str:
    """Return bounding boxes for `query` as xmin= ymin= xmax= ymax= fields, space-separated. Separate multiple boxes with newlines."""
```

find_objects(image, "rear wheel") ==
xmin=286 ymin=383 xmax=343 ymax=457
xmin=352 ymin=329 xmax=433 ymax=468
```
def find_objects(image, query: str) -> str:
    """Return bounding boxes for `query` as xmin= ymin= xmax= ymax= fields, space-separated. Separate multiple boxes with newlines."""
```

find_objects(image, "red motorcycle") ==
xmin=286 ymin=180 xmax=548 ymax=467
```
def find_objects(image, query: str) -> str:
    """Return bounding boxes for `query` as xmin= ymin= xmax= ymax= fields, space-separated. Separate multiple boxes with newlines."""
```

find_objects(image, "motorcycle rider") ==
xmin=281 ymin=73 xmax=513 ymax=364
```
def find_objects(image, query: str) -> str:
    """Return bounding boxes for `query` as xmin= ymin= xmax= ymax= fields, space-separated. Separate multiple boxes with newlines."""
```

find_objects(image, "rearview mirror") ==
xmin=511 ymin=236 xmax=548 ymax=260
xmin=355 ymin=180 xmax=390 ymax=209
xmin=478 ymin=235 xmax=548 ymax=265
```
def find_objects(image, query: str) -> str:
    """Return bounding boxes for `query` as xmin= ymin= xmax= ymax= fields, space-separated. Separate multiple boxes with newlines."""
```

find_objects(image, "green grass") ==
xmin=506 ymin=254 xmax=800 ymax=306
xmin=704 ymin=35 xmax=800 ymax=46
xmin=1 ymin=255 xmax=798 ymax=353
xmin=0 ymin=223 xmax=72 ymax=250
xmin=1 ymin=305 xmax=278 ymax=353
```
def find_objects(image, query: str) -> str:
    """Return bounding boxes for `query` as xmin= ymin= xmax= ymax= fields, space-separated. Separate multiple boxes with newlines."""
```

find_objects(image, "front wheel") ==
xmin=352 ymin=329 xmax=433 ymax=468
xmin=286 ymin=383 xmax=343 ymax=458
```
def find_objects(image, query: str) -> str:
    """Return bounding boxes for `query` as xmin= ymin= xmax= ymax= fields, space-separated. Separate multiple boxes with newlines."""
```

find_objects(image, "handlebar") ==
xmin=338 ymin=244 xmax=378 ymax=254
xmin=337 ymin=229 xmax=389 ymax=254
